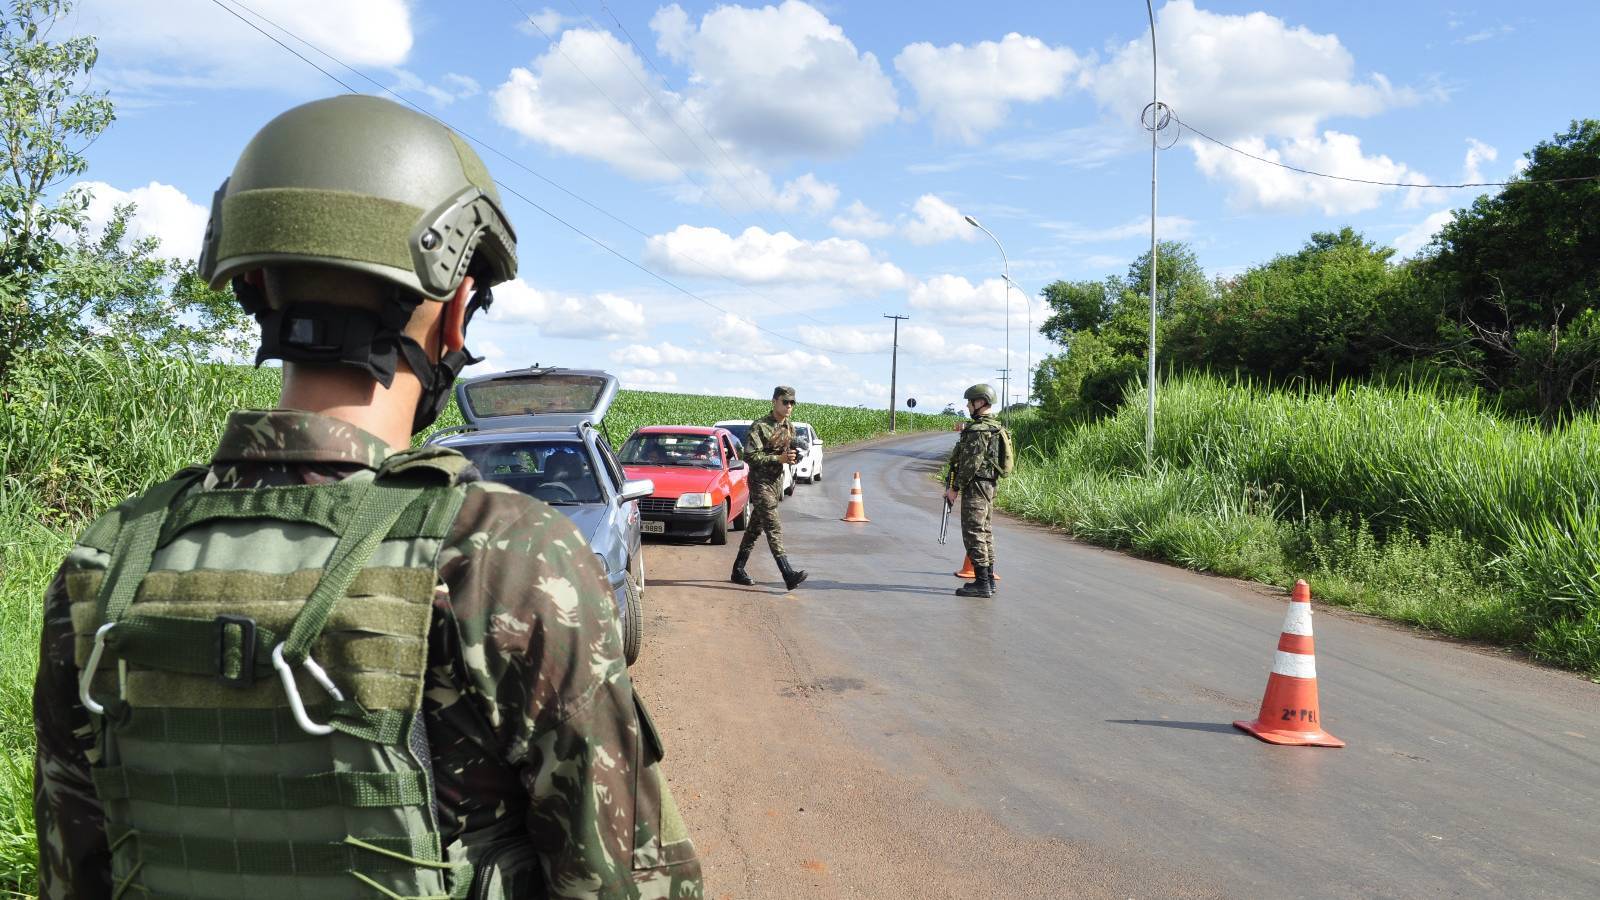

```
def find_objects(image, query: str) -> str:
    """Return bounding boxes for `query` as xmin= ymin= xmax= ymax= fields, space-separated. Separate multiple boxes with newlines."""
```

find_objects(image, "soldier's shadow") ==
xmin=791 ymin=578 xmax=962 ymax=596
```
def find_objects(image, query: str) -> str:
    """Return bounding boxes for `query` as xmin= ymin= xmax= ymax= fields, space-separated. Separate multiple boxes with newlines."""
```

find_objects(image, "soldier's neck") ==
xmin=279 ymin=362 xmax=423 ymax=450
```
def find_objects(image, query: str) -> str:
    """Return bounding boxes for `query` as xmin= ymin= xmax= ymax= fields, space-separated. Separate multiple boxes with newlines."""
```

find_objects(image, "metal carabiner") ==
xmin=78 ymin=622 xmax=118 ymax=716
xmin=271 ymin=643 xmax=346 ymax=736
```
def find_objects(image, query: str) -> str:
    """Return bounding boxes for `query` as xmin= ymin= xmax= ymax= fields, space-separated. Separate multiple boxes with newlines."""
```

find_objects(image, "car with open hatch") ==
xmin=619 ymin=426 xmax=750 ymax=544
xmin=426 ymin=366 xmax=653 ymax=664
xmin=712 ymin=419 xmax=796 ymax=497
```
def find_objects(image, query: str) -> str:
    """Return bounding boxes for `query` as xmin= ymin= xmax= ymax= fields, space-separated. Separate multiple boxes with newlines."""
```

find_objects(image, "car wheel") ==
xmin=732 ymin=498 xmax=750 ymax=530
xmin=813 ymin=468 xmax=821 ymax=482
xmin=710 ymin=504 xmax=729 ymax=545
xmin=623 ymin=565 xmax=643 ymax=666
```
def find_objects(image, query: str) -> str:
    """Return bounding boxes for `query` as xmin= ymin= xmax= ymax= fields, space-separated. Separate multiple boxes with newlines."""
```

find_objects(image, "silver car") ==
xmin=427 ymin=367 xmax=653 ymax=664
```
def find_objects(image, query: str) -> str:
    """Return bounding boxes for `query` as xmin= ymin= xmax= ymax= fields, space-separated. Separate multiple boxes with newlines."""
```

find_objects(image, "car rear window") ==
xmin=463 ymin=373 xmax=606 ymax=418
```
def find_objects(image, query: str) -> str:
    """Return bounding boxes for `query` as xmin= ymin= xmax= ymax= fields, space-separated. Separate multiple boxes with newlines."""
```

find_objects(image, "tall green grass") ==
xmin=1000 ymin=375 xmax=1600 ymax=672
xmin=0 ymin=344 xmax=951 ymax=895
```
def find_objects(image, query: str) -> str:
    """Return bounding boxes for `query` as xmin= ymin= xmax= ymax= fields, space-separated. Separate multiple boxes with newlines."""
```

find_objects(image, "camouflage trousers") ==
xmin=738 ymin=478 xmax=784 ymax=557
xmin=960 ymin=478 xmax=997 ymax=567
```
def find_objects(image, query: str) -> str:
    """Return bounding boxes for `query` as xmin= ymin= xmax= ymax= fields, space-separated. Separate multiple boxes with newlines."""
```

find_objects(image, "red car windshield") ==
xmin=621 ymin=434 xmax=722 ymax=469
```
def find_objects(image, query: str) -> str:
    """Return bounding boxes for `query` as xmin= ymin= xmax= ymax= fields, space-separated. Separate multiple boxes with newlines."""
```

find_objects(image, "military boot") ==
xmin=955 ymin=565 xmax=994 ymax=598
xmin=775 ymin=555 xmax=808 ymax=591
xmin=730 ymin=546 xmax=756 ymax=586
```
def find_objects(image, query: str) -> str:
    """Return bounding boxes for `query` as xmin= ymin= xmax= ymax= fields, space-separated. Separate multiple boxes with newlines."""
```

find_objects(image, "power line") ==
xmin=209 ymin=0 xmax=877 ymax=357
xmin=1174 ymin=115 xmax=1600 ymax=189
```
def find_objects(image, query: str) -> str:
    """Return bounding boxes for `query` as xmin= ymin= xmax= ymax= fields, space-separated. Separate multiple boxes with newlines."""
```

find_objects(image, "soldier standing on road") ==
xmin=730 ymin=386 xmax=808 ymax=591
xmin=32 ymin=95 xmax=701 ymax=899
xmin=944 ymin=384 xmax=1013 ymax=599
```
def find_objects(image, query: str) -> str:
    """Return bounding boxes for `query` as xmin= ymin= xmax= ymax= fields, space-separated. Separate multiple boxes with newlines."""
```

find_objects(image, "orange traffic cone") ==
xmin=952 ymin=555 xmax=999 ymax=581
xmin=1234 ymin=580 xmax=1344 ymax=747
xmin=841 ymin=471 xmax=870 ymax=522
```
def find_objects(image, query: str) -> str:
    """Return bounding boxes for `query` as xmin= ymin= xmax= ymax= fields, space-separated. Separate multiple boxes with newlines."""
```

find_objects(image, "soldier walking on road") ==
xmin=32 ymin=95 xmax=701 ymax=899
xmin=731 ymin=386 xmax=808 ymax=591
xmin=944 ymin=384 xmax=1014 ymax=599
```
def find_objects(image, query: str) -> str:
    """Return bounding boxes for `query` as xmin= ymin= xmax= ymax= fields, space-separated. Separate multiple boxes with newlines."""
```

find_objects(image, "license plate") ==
xmin=641 ymin=520 xmax=665 ymax=534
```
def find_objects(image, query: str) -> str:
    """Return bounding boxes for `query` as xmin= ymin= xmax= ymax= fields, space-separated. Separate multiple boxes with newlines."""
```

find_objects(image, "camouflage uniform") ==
xmin=737 ymin=412 xmax=794 ymax=559
xmin=33 ymin=410 xmax=703 ymax=899
xmin=946 ymin=413 xmax=1009 ymax=568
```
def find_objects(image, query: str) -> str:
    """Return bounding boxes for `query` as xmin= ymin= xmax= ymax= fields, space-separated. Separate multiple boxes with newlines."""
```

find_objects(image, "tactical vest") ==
xmin=962 ymin=421 xmax=1014 ymax=481
xmin=69 ymin=447 xmax=537 ymax=899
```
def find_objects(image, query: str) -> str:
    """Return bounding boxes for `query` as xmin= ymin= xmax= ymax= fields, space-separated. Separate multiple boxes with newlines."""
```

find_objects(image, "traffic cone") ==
xmin=1233 ymin=580 xmax=1344 ymax=748
xmin=841 ymin=471 xmax=870 ymax=522
xmin=952 ymin=555 xmax=999 ymax=581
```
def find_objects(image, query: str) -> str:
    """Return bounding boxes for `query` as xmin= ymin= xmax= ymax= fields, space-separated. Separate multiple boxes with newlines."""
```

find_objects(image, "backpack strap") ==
xmin=93 ymin=467 xmax=209 ymax=627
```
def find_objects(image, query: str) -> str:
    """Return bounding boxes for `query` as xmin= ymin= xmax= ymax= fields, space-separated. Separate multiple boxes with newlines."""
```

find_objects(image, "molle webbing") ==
xmin=104 ymin=825 xmax=446 ymax=875
xmin=93 ymin=767 xmax=429 ymax=809
xmin=110 ymin=704 xmax=410 ymax=745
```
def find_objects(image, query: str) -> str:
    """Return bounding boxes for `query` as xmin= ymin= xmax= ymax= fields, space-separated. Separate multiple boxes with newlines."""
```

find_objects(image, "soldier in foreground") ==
xmin=730 ymin=386 xmax=808 ymax=590
xmin=944 ymin=384 xmax=1014 ymax=598
xmin=32 ymin=95 xmax=701 ymax=899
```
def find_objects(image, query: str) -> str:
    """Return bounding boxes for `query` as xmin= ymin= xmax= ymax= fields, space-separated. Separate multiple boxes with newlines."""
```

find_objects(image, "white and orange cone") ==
xmin=1234 ymin=580 xmax=1344 ymax=747
xmin=953 ymin=555 xmax=999 ymax=581
xmin=841 ymin=471 xmax=870 ymax=523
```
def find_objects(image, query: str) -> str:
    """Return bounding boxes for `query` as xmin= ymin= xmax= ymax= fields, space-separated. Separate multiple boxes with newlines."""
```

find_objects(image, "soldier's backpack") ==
xmin=995 ymin=427 xmax=1015 ymax=479
xmin=71 ymin=447 xmax=538 ymax=898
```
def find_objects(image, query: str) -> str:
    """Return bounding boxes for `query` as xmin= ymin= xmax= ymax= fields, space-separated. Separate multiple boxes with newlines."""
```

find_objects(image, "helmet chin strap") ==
xmin=243 ymin=278 xmax=497 ymax=435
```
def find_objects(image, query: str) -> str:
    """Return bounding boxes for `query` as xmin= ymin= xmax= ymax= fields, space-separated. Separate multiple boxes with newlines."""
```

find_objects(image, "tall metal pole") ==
xmin=1144 ymin=0 xmax=1161 ymax=466
xmin=965 ymin=215 xmax=1010 ymax=427
xmin=1005 ymin=274 xmax=1032 ymax=408
xmin=885 ymin=314 xmax=909 ymax=432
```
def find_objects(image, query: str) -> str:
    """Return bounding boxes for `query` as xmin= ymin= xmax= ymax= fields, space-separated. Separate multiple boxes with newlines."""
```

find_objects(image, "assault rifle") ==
xmin=938 ymin=496 xmax=952 ymax=544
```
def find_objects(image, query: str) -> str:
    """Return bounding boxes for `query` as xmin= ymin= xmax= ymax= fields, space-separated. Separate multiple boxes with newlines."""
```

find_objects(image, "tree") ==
xmin=1 ymin=0 xmax=114 ymax=381
xmin=1428 ymin=119 xmax=1600 ymax=420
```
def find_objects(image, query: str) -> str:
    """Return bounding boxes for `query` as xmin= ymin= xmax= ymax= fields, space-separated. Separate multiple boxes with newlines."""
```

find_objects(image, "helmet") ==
xmin=198 ymin=94 xmax=517 ymax=301
xmin=963 ymin=383 xmax=997 ymax=406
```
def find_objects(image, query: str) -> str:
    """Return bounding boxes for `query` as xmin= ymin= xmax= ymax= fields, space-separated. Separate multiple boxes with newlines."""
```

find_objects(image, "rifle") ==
xmin=938 ymin=496 xmax=952 ymax=544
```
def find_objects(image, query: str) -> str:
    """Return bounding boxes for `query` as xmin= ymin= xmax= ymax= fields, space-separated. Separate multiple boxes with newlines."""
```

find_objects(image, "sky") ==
xmin=61 ymin=0 xmax=1600 ymax=411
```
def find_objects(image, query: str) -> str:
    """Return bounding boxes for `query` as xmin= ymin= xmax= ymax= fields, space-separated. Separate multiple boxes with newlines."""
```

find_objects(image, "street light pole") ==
xmin=964 ymin=214 xmax=1010 ymax=424
xmin=1003 ymin=274 xmax=1032 ymax=409
xmin=884 ymin=314 xmax=909 ymax=432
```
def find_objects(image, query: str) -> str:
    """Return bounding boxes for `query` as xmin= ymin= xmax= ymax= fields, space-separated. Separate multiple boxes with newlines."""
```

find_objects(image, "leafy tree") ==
xmin=1427 ymin=119 xmax=1600 ymax=420
xmin=1 ymin=0 xmax=114 ymax=381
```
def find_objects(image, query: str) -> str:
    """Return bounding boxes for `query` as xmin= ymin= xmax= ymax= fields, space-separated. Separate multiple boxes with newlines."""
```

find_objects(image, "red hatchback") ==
xmin=620 ymin=426 xmax=750 ymax=544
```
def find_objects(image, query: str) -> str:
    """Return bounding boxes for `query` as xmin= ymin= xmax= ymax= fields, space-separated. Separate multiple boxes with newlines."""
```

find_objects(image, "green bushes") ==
xmin=1000 ymin=375 xmax=1600 ymax=673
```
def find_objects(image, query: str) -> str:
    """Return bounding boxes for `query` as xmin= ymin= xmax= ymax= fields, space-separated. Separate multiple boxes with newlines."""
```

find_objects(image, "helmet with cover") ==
xmin=197 ymin=94 xmax=518 ymax=432
xmin=963 ymin=383 xmax=997 ymax=406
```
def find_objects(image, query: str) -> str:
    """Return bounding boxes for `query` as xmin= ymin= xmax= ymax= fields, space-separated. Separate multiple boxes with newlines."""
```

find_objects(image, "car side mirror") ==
xmin=620 ymin=479 xmax=654 ymax=502
xmin=731 ymin=459 xmax=747 ymax=471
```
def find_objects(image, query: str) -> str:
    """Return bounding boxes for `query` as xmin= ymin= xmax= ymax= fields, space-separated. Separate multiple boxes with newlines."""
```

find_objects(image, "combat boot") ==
xmin=955 ymin=565 xmax=994 ymax=598
xmin=730 ymin=547 xmax=756 ymax=586
xmin=775 ymin=555 xmax=808 ymax=591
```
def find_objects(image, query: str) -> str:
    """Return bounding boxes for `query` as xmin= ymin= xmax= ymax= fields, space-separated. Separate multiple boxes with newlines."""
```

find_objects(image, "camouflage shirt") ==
xmin=33 ymin=410 xmax=703 ymax=899
xmin=946 ymin=413 xmax=1010 ymax=490
xmin=742 ymin=413 xmax=793 ymax=485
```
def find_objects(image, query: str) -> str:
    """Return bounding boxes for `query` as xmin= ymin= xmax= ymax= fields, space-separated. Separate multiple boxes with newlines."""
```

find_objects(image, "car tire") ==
xmin=732 ymin=498 xmax=750 ymax=530
xmin=813 ymin=468 xmax=821 ymax=482
xmin=710 ymin=505 xmax=729 ymax=545
xmin=623 ymin=565 xmax=643 ymax=666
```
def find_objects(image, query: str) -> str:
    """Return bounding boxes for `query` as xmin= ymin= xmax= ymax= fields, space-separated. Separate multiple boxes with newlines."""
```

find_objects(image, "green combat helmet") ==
xmin=963 ymin=383 xmax=997 ymax=406
xmin=198 ymin=93 xmax=518 ymax=432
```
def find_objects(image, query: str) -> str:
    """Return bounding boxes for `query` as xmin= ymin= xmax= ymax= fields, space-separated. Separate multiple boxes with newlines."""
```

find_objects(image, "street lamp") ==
xmin=1003 ymin=274 xmax=1032 ymax=409
xmin=964 ymin=214 xmax=1011 ymax=420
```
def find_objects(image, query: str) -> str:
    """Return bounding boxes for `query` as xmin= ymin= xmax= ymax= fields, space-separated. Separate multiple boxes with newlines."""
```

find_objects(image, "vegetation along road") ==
xmin=635 ymin=430 xmax=1600 ymax=899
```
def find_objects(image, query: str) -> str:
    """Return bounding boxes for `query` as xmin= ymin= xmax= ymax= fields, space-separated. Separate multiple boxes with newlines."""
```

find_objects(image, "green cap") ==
xmin=198 ymin=94 xmax=517 ymax=302
xmin=773 ymin=385 xmax=796 ymax=401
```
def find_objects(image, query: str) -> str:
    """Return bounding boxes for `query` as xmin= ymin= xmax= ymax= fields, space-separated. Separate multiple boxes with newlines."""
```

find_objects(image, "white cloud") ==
xmin=830 ymin=201 xmax=894 ymax=238
xmin=1088 ymin=0 xmax=1423 ymax=214
xmin=84 ymin=0 xmax=413 ymax=95
xmin=1393 ymin=209 xmax=1454 ymax=258
xmin=895 ymin=33 xmax=1080 ymax=143
xmin=611 ymin=342 xmax=699 ymax=367
xmin=1041 ymin=215 xmax=1196 ymax=244
xmin=618 ymin=369 xmax=680 ymax=389
xmin=514 ymin=6 xmax=572 ymax=37
xmin=1463 ymin=138 xmax=1498 ymax=183
xmin=648 ymin=1 xmax=899 ymax=158
xmin=907 ymin=275 xmax=1049 ymax=334
xmin=644 ymin=225 xmax=907 ymax=291
xmin=390 ymin=69 xmax=481 ymax=107
xmin=1189 ymin=130 xmax=1427 ymax=215
xmin=901 ymin=194 xmax=977 ymax=245
xmin=75 ymin=181 xmax=209 ymax=260
xmin=774 ymin=174 xmax=840 ymax=215
xmin=795 ymin=322 xmax=947 ymax=356
xmin=485 ymin=279 xmax=647 ymax=340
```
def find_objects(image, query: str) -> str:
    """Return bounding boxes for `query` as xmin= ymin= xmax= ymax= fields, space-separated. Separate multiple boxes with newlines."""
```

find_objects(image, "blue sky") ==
xmin=65 ymin=0 xmax=1600 ymax=410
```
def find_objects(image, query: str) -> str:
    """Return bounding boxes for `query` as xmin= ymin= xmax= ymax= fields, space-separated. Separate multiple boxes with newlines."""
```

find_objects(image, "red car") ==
xmin=620 ymin=426 xmax=750 ymax=544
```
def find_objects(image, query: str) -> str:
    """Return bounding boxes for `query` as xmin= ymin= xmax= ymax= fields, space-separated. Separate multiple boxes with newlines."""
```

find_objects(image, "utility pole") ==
xmin=1143 ymin=0 xmax=1166 ymax=467
xmin=885 ymin=314 xmax=909 ymax=432
xmin=995 ymin=368 xmax=1011 ymax=422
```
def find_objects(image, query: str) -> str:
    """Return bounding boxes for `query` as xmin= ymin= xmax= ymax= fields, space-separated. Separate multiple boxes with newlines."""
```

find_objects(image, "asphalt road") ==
xmin=637 ymin=429 xmax=1600 ymax=898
